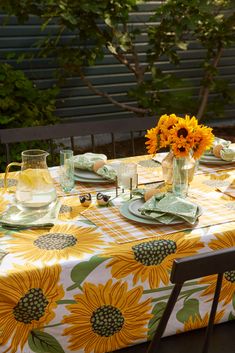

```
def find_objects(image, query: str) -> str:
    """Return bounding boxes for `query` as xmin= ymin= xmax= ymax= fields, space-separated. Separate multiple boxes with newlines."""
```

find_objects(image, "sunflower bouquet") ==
xmin=145 ymin=114 xmax=214 ymax=159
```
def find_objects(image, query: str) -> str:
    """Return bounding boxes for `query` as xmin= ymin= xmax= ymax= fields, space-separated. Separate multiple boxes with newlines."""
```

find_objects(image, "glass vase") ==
xmin=172 ymin=154 xmax=196 ymax=198
xmin=161 ymin=150 xmax=174 ymax=189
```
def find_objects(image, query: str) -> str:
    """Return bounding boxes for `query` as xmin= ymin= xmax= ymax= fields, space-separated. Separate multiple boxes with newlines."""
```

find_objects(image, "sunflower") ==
xmin=193 ymin=125 xmax=214 ymax=159
xmin=199 ymin=231 xmax=235 ymax=306
xmin=171 ymin=117 xmax=194 ymax=140
xmin=178 ymin=310 xmax=224 ymax=333
xmin=0 ymin=193 xmax=10 ymax=214
xmin=5 ymin=224 xmax=105 ymax=263
xmin=160 ymin=114 xmax=179 ymax=147
xmin=104 ymin=232 xmax=204 ymax=289
xmin=171 ymin=138 xmax=193 ymax=158
xmin=63 ymin=279 xmax=152 ymax=352
xmin=58 ymin=195 xmax=89 ymax=220
xmin=145 ymin=127 xmax=158 ymax=155
xmin=0 ymin=264 xmax=64 ymax=353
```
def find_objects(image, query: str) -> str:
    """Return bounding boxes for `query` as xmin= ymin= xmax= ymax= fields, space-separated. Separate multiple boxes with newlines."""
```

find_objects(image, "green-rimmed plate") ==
xmin=120 ymin=198 xmax=202 ymax=225
xmin=200 ymin=155 xmax=235 ymax=165
xmin=74 ymin=169 xmax=113 ymax=183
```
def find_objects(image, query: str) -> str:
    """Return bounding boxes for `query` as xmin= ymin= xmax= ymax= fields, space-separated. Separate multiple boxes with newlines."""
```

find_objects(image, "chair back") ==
xmin=0 ymin=117 xmax=156 ymax=164
xmin=148 ymin=247 xmax=235 ymax=353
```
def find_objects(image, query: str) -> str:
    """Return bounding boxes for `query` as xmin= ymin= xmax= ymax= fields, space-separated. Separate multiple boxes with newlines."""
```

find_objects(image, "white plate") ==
xmin=128 ymin=198 xmax=183 ymax=224
xmin=128 ymin=198 xmax=159 ymax=220
xmin=74 ymin=169 xmax=105 ymax=180
xmin=120 ymin=199 xmax=202 ymax=225
xmin=199 ymin=155 xmax=235 ymax=165
xmin=74 ymin=175 xmax=113 ymax=184
xmin=119 ymin=200 xmax=163 ymax=225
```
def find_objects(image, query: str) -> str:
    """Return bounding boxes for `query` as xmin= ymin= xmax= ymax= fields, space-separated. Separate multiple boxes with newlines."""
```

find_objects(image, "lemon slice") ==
xmin=41 ymin=170 xmax=53 ymax=184
xmin=19 ymin=169 xmax=53 ymax=188
xmin=18 ymin=169 xmax=35 ymax=188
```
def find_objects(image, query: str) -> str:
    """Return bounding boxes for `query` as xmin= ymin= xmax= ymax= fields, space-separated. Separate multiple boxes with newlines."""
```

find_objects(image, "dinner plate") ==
xmin=119 ymin=200 xmax=163 ymax=225
xmin=128 ymin=198 xmax=159 ymax=220
xmin=128 ymin=198 xmax=183 ymax=224
xmin=199 ymin=155 xmax=235 ymax=165
xmin=74 ymin=169 xmax=113 ymax=183
xmin=74 ymin=169 xmax=105 ymax=180
xmin=120 ymin=198 xmax=202 ymax=225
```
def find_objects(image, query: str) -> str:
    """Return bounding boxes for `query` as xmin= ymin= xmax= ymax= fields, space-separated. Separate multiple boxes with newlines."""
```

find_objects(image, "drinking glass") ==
xmin=60 ymin=150 xmax=75 ymax=192
xmin=117 ymin=162 xmax=138 ymax=191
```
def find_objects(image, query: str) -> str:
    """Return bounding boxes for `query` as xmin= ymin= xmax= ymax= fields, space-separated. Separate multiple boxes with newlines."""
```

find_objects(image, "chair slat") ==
xmin=171 ymin=247 xmax=235 ymax=283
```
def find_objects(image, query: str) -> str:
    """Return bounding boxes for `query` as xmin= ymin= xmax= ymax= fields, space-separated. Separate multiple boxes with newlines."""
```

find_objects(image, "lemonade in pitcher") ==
xmin=16 ymin=168 xmax=57 ymax=208
xmin=5 ymin=150 xmax=57 ymax=209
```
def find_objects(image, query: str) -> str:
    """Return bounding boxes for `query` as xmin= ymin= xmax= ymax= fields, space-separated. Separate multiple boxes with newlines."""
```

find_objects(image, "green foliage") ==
xmin=0 ymin=63 xmax=59 ymax=128
xmin=0 ymin=0 xmax=234 ymax=119
xmin=0 ymin=63 xmax=59 ymax=170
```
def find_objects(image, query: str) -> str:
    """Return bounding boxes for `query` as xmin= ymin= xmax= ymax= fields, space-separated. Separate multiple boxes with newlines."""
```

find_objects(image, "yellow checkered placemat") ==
xmin=82 ymin=192 xmax=235 ymax=244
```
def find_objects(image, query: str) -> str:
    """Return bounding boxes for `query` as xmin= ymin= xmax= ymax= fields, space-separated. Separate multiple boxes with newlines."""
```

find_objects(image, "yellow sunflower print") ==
xmin=5 ymin=224 xmax=105 ymax=262
xmin=63 ymin=279 xmax=152 ymax=353
xmin=0 ymin=171 xmax=18 ymax=192
xmin=178 ymin=310 xmax=224 ymax=333
xmin=104 ymin=232 xmax=204 ymax=289
xmin=200 ymin=231 xmax=235 ymax=306
xmin=0 ymin=193 xmax=9 ymax=214
xmin=58 ymin=195 xmax=90 ymax=220
xmin=0 ymin=264 xmax=64 ymax=353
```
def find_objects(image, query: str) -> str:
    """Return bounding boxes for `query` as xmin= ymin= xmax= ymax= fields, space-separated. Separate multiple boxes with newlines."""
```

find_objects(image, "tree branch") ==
xmin=197 ymin=46 xmax=223 ymax=121
xmin=79 ymin=71 xmax=149 ymax=115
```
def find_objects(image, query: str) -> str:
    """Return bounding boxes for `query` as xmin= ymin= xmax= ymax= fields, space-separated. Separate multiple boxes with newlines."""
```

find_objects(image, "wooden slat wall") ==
xmin=0 ymin=1 xmax=234 ymax=124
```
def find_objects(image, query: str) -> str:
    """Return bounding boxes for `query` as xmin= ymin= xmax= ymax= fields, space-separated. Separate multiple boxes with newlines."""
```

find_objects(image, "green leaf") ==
xmin=232 ymin=292 xmax=235 ymax=310
xmin=148 ymin=301 xmax=167 ymax=339
xmin=177 ymin=41 xmax=188 ymax=50
xmin=176 ymin=299 xmax=200 ymax=324
xmin=228 ymin=312 xmax=235 ymax=321
xmin=28 ymin=330 xmax=65 ymax=353
xmin=80 ymin=219 xmax=96 ymax=226
xmin=69 ymin=255 xmax=107 ymax=290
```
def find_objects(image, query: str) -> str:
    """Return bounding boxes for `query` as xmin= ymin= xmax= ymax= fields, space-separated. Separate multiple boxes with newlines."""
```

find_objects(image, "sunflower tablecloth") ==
xmin=0 ymin=155 xmax=234 ymax=353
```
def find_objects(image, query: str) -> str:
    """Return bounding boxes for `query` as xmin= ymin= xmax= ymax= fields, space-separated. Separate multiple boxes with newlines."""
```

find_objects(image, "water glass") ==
xmin=60 ymin=150 xmax=75 ymax=192
xmin=117 ymin=162 xmax=138 ymax=191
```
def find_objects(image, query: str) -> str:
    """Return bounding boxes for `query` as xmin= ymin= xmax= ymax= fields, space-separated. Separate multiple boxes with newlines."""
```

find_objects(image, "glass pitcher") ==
xmin=4 ymin=149 xmax=57 ymax=209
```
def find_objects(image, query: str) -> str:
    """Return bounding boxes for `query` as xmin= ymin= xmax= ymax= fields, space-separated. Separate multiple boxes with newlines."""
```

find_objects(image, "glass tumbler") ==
xmin=60 ymin=149 xmax=75 ymax=192
xmin=117 ymin=162 xmax=138 ymax=191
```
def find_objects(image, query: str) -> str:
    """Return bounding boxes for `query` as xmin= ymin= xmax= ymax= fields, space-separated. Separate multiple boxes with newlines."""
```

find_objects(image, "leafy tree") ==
xmin=0 ymin=63 xmax=59 ymax=170
xmin=0 ymin=63 xmax=59 ymax=128
xmin=1 ymin=0 xmax=234 ymax=120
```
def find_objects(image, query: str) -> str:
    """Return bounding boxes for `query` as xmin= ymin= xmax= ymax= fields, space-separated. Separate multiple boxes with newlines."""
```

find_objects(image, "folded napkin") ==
xmin=220 ymin=147 xmax=235 ymax=162
xmin=206 ymin=137 xmax=231 ymax=156
xmin=96 ymin=165 xmax=117 ymax=181
xmin=73 ymin=153 xmax=107 ymax=171
xmin=139 ymin=193 xmax=200 ymax=225
xmin=213 ymin=137 xmax=231 ymax=148
xmin=0 ymin=199 xmax=61 ymax=228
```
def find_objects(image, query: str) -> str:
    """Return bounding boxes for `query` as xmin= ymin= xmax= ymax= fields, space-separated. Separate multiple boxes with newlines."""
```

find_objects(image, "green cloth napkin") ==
xmin=139 ymin=193 xmax=200 ymax=225
xmin=213 ymin=137 xmax=231 ymax=148
xmin=96 ymin=165 xmax=117 ymax=181
xmin=220 ymin=147 xmax=235 ymax=162
xmin=73 ymin=153 xmax=107 ymax=171
xmin=206 ymin=137 xmax=231 ymax=155
xmin=0 ymin=199 xmax=61 ymax=228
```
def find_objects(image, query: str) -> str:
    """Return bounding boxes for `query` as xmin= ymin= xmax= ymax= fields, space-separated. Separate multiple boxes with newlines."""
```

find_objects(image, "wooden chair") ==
xmin=0 ymin=117 xmax=156 ymax=164
xmin=114 ymin=247 xmax=235 ymax=353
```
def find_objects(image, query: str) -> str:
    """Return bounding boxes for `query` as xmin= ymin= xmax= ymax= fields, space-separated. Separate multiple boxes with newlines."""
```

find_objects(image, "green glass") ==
xmin=60 ymin=149 xmax=74 ymax=192
xmin=172 ymin=157 xmax=189 ymax=198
